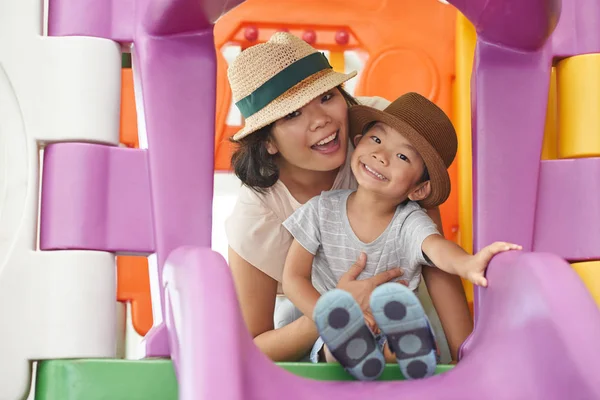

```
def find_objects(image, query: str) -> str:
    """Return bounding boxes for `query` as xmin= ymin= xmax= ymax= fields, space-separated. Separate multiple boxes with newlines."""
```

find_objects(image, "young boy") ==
xmin=281 ymin=92 xmax=521 ymax=381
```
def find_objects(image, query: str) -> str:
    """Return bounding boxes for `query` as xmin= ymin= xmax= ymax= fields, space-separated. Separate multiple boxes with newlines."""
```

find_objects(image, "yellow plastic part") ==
xmin=571 ymin=261 xmax=600 ymax=308
xmin=453 ymin=13 xmax=476 ymax=305
xmin=454 ymin=12 xmax=475 ymax=254
xmin=557 ymin=54 xmax=600 ymax=158
xmin=541 ymin=67 xmax=558 ymax=160
xmin=329 ymin=51 xmax=345 ymax=74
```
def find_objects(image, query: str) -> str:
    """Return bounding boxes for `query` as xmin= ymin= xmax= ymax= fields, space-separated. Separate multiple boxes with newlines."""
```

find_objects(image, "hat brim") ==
xmin=232 ymin=68 xmax=357 ymax=141
xmin=349 ymin=105 xmax=451 ymax=209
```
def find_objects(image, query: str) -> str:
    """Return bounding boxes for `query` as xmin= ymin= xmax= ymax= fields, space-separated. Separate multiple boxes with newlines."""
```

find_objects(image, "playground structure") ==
xmin=0 ymin=0 xmax=600 ymax=399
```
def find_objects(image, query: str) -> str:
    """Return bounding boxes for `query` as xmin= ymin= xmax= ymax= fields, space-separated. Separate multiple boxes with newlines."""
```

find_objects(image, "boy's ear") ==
xmin=353 ymin=134 xmax=363 ymax=147
xmin=408 ymin=181 xmax=431 ymax=202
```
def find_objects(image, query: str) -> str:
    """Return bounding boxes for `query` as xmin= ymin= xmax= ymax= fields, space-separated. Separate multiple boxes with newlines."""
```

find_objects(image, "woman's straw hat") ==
xmin=228 ymin=32 xmax=357 ymax=141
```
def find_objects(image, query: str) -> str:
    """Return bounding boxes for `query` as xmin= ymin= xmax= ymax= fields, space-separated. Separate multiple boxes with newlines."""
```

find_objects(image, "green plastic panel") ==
xmin=280 ymin=362 xmax=453 ymax=381
xmin=35 ymin=359 xmax=454 ymax=399
xmin=35 ymin=360 xmax=178 ymax=400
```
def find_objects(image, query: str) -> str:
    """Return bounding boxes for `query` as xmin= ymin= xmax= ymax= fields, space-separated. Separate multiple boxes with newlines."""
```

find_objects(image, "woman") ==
xmin=225 ymin=32 xmax=472 ymax=362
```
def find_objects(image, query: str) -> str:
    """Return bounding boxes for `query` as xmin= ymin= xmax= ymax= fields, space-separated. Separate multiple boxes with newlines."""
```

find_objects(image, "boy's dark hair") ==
xmin=230 ymin=86 xmax=359 ymax=192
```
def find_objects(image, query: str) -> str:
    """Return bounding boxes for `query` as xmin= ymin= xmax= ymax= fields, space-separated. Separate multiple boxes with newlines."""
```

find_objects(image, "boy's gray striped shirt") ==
xmin=283 ymin=189 xmax=440 ymax=294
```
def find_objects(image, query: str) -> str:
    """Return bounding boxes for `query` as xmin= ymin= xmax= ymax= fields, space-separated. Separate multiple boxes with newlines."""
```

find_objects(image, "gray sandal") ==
xmin=313 ymin=289 xmax=385 ymax=381
xmin=370 ymin=282 xmax=437 ymax=379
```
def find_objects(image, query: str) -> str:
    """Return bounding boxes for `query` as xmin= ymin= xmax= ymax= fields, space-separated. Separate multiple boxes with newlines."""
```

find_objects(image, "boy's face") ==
xmin=350 ymin=122 xmax=430 ymax=202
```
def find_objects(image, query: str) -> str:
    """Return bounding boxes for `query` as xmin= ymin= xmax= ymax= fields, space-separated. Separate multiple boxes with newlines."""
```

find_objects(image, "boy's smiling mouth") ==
xmin=361 ymin=162 xmax=388 ymax=181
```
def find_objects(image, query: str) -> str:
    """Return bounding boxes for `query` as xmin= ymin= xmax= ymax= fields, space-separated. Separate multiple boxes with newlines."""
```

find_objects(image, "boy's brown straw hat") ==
xmin=228 ymin=32 xmax=357 ymax=141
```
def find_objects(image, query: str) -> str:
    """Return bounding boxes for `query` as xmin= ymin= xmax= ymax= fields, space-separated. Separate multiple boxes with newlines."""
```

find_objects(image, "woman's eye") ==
xmin=397 ymin=153 xmax=409 ymax=162
xmin=321 ymin=93 xmax=333 ymax=102
xmin=370 ymin=136 xmax=381 ymax=144
xmin=285 ymin=110 xmax=301 ymax=120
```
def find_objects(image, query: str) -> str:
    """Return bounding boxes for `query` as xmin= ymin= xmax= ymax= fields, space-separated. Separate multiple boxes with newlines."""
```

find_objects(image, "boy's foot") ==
xmin=370 ymin=282 xmax=437 ymax=380
xmin=313 ymin=289 xmax=385 ymax=381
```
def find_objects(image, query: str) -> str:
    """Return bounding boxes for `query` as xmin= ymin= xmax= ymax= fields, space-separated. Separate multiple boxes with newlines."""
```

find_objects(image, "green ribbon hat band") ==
xmin=235 ymin=52 xmax=332 ymax=119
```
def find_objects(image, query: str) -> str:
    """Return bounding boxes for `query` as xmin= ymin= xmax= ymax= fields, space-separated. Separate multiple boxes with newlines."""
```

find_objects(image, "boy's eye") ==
xmin=321 ymin=92 xmax=333 ymax=102
xmin=285 ymin=110 xmax=301 ymax=120
xmin=397 ymin=153 xmax=409 ymax=162
xmin=370 ymin=136 xmax=381 ymax=144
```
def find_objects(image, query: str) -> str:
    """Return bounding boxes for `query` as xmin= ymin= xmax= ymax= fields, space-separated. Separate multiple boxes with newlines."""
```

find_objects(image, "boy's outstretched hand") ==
xmin=464 ymin=242 xmax=522 ymax=287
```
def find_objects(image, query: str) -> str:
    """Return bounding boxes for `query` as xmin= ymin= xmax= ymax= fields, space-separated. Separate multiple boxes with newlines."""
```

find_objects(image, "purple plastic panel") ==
xmin=132 ymin=28 xmax=217 ymax=357
xmin=449 ymin=0 xmax=560 ymax=51
xmin=552 ymin=0 xmax=600 ymax=57
xmin=164 ymin=246 xmax=600 ymax=400
xmin=47 ymin=0 xmax=135 ymax=42
xmin=534 ymin=158 xmax=600 ymax=260
xmin=47 ymin=0 xmax=244 ymax=38
xmin=470 ymin=43 xmax=552 ymax=253
xmin=40 ymin=143 xmax=155 ymax=253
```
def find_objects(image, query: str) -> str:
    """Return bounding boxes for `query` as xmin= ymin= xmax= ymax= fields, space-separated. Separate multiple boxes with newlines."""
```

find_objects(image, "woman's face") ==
xmin=268 ymin=88 xmax=349 ymax=173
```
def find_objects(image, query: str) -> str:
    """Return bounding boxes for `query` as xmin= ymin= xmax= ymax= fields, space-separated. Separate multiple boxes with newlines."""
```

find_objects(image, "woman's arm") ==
xmin=423 ymin=207 xmax=473 ymax=361
xmin=421 ymin=266 xmax=473 ymax=361
xmin=282 ymin=240 xmax=322 ymax=319
xmin=228 ymin=247 xmax=319 ymax=361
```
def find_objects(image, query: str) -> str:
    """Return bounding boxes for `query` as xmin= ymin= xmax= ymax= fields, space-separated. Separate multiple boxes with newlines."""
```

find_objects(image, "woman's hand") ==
xmin=336 ymin=252 xmax=406 ymax=315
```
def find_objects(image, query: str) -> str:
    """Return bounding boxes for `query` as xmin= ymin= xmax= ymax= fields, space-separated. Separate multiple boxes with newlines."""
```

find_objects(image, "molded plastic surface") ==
xmin=556 ymin=54 xmax=600 ymax=158
xmin=534 ymin=158 xmax=600 ymax=260
xmin=35 ymin=359 xmax=179 ymax=400
xmin=117 ymin=256 xmax=154 ymax=336
xmin=40 ymin=143 xmax=154 ymax=253
xmin=34 ymin=359 xmax=454 ymax=400
xmin=572 ymin=261 xmax=600 ymax=307
xmin=164 ymin=246 xmax=600 ymax=399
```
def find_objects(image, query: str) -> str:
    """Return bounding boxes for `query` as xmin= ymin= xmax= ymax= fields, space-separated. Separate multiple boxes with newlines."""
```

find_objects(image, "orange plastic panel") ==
xmin=116 ymin=256 xmax=153 ymax=336
xmin=214 ymin=0 xmax=459 ymax=242
xmin=214 ymin=51 xmax=236 ymax=171
xmin=117 ymin=65 xmax=153 ymax=336
xmin=120 ymin=68 xmax=139 ymax=148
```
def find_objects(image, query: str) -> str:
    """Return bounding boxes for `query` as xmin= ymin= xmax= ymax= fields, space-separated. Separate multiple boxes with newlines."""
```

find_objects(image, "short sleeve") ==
xmin=225 ymin=187 xmax=293 ymax=283
xmin=400 ymin=206 xmax=441 ymax=267
xmin=282 ymin=196 xmax=321 ymax=255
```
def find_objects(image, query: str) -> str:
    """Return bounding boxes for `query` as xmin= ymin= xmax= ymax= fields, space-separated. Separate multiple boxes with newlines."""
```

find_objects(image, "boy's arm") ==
xmin=422 ymin=235 xmax=522 ymax=287
xmin=422 ymin=235 xmax=471 ymax=277
xmin=282 ymin=239 xmax=322 ymax=320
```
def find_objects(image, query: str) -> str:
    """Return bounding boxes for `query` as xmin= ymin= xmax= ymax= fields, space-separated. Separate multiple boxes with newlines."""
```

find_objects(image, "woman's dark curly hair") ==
xmin=230 ymin=86 xmax=358 ymax=192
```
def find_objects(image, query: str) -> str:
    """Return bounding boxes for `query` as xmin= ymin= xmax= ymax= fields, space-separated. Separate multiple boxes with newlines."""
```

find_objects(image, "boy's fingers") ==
xmin=490 ymin=242 xmax=522 ymax=253
xmin=369 ymin=268 xmax=404 ymax=286
xmin=481 ymin=242 xmax=522 ymax=261
xmin=470 ymin=274 xmax=488 ymax=287
xmin=343 ymin=252 xmax=368 ymax=281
